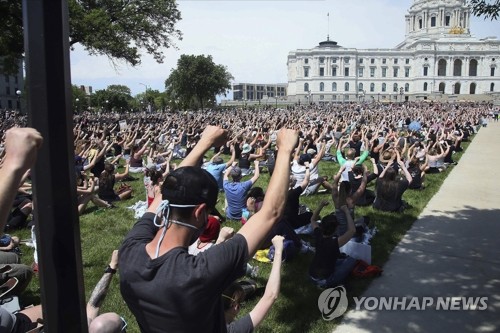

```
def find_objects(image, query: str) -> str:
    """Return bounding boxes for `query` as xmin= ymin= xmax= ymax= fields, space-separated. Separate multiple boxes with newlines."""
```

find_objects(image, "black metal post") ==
xmin=23 ymin=0 xmax=88 ymax=331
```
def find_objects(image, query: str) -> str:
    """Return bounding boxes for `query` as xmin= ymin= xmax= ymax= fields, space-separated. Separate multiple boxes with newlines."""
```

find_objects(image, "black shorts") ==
xmin=14 ymin=312 xmax=37 ymax=332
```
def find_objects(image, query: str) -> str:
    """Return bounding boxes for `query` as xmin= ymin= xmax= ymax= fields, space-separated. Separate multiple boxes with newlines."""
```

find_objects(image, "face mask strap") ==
xmin=153 ymin=200 xmax=199 ymax=259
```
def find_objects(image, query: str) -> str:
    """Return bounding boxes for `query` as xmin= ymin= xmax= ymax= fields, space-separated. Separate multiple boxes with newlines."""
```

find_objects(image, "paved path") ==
xmin=334 ymin=121 xmax=500 ymax=333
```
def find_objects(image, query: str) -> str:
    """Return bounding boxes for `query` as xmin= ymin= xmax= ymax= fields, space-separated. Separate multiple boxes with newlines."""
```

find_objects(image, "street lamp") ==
xmin=139 ymin=83 xmax=150 ymax=112
xmin=15 ymin=90 xmax=21 ymax=112
xmin=105 ymin=99 xmax=109 ymax=112
xmin=275 ymin=96 xmax=278 ymax=109
xmin=75 ymin=98 xmax=79 ymax=113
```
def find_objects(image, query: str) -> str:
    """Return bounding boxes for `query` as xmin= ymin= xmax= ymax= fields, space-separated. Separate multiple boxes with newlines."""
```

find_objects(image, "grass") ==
xmin=15 ymin=139 xmax=471 ymax=332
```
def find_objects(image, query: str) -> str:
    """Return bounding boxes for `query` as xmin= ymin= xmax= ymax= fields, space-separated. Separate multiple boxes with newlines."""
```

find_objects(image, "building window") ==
xmin=344 ymin=68 xmax=349 ymax=76
xmin=491 ymin=83 xmax=495 ymax=92
xmin=445 ymin=15 xmax=450 ymax=26
xmin=304 ymin=58 xmax=309 ymax=64
xmin=371 ymin=58 xmax=375 ymax=64
xmin=491 ymin=67 xmax=496 ymax=76
xmin=344 ymin=58 xmax=350 ymax=64
xmin=304 ymin=83 xmax=309 ymax=92
xmin=319 ymin=57 xmax=325 ymax=64
xmin=14 ymin=76 xmax=18 ymax=84
xmin=332 ymin=82 xmax=337 ymax=91
xmin=419 ymin=18 xmax=423 ymax=29
xmin=358 ymin=68 xmax=364 ymax=77
xmin=370 ymin=68 xmax=375 ymax=77
xmin=370 ymin=83 xmax=375 ymax=92
xmin=359 ymin=58 xmax=363 ymax=64
xmin=6 ymin=87 xmax=10 ymax=95
xmin=320 ymin=68 xmax=325 ymax=77
xmin=4 ymin=75 xmax=9 ymax=83
xmin=333 ymin=58 xmax=337 ymax=63
xmin=453 ymin=83 xmax=461 ymax=94
xmin=332 ymin=95 xmax=337 ymax=100
xmin=332 ymin=67 xmax=337 ymax=76
xmin=393 ymin=68 xmax=399 ymax=77
xmin=423 ymin=66 xmax=428 ymax=76
xmin=424 ymin=82 xmax=428 ymax=91
xmin=431 ymin=16 xmax=436 ymax=27
xmin=382 ymin=83 xmax=386 ymax=92
xmin=8 ymin=100 xmax=12 ymax=109
xmin=469 ymin=59 xmax=478 ymax=76
xmin=453 ymin=59 xmax=462 ymax=76
xmin=393 ymin=83 xmax=398 ymax=92
xmin=405 ymin=58 xmax=410 ymax=65
xmin=438 ymin=59 xmax=447 ymax=76
xmin=470 ymin=83 xmax=477 ymax=94
xmin=358 ymin=83 xmax=364 ymax=92
xmin=382 ymin=58 xmax=386 ymax=64
xmin=304 ymin=68 xmax=309 ymax=77
xmin=345 ymin=82 xmax=349 ymax=91
xmin=439 ymin=82 xmax=445 ymax=93
xmin=320 ymin=82 xmax=325 ymax=91
xmin=405 ymin=83 xmax=409 ymax=92
xmin=394 ymin=59 xmax=398 ymax=64
xmin=320 ymin=95 xmax=324 ymax=100
xmin=382 ymin=68 xmax=387 ymax=77
xmin=405 ymin=68 xmax=410 ymax=77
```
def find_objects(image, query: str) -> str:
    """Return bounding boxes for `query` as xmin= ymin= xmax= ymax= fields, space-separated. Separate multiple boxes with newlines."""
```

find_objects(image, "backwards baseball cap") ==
xmin=161 ymin=166 xmax=218 ymax=209
xmin=213 ymin=156 xmax=224 ymax=164
xmin=299 ymin=153 xmax=312 ymax=164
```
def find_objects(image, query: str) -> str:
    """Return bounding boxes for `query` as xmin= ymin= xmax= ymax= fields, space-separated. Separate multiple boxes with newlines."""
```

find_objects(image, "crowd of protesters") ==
xmin=0 ymin=100 xmax=497 ymax=332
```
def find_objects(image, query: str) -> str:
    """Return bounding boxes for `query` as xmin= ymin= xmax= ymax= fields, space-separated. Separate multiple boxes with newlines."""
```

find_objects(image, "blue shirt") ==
xmin=223 ymin=180 xmax=253 ymax=219
xmin=206 ymin=163 xmax=227 ymax=189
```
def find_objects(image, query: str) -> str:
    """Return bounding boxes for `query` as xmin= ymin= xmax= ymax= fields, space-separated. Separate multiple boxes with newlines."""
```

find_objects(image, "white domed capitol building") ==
xmin=286 ymin=0 xmax=500 ymax=103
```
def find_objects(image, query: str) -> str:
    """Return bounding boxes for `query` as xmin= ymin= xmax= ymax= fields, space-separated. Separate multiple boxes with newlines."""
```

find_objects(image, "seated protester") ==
xmin=291 ymin=138 xmax=327 ymax=195
xmin=118 ymin=126 xmax=299 ymax=332
xmin=144 ymin=167 xmax=164 ymax=208
xmin=241 ymin=187 xmax=265 ymax=225
xmin=407 ymin=156 xmax=428 ymax=190
xmin=325 ymin=165 xmax=368 ymax=236
xmin=348 ymin=163 xmax=377 ymax=207
xmin=224 ymin=161 xmax=260 ymax=220
xmin=426 ymin=142 xmax=448 ymax=174
xmin=205 ymin=145 xmax=236 ymax=191
xmin=223 ymin=236 xmax=284 ymax=333
xmin=129 ymin=141 xmax=149 ymax=173
xmin=238 ymin=143 xmax=264 ymax=177
xmin=283 ymin=164 xmax=312 ymax=230
xmin=373 ymin=151 xmax=413 ymax=212
xmin=98 ymin=162 xmax=133 ymax=204
xmin=6 ymin=193 xmax=32 ymax=231
xmin=336 ymin=137 xmax=370 ymax=182
xmin=309 ymin=201 xmax=357 ymax=288
xmin=77 ymin=173 xmax=113 ymax=214
xmin=188 ymin=216 xmax=222 ymax=255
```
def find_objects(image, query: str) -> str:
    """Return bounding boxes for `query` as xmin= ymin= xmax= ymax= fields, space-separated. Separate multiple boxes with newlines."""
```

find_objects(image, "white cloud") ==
xmin=69 ymin=0 xmax=500 ymax=95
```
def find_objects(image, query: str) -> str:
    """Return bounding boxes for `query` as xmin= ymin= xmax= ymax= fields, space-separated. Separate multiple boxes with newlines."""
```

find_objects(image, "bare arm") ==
xmin=249 ymin=236 xmax=284 ymax=328
xmin=238 ymin=129 xmax=298 ymax=257
xmin=179 ymin=126 xmax=228 ymax=168
xmin=249 ymin=160 xmax=260 ymax=184
xmin=337 ymin=206 xmax=355 ymax=247
xmin=0 ymin=128 xmax=43 ymax=231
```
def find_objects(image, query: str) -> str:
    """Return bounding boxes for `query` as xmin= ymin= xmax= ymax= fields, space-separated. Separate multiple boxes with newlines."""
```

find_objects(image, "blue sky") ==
xmin=70 ymin=0 xmax=500 ymax=97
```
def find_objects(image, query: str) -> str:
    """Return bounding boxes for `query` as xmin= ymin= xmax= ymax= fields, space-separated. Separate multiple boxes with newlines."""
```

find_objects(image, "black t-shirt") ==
xmin=283 ymin=187 xmax=303 ymax=220
xmin=119 ymin=213 xmax=249 ymax=333
xmin=309 ymin=228 xmax=340 ymax=279
xmin=227 ymin=314 xmax=253 ymax=333
xmin=373 ymin=178 xmax=409 ymax=212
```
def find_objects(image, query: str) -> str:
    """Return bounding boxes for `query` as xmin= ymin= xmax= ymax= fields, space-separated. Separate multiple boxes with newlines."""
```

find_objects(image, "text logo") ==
xmin=318 ymin=286 xmax=348 ymax=320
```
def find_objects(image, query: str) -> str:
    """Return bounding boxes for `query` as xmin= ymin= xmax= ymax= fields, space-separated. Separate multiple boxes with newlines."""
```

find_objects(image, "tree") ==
xmin=72 ymin=85 xmax=90 ymax=112
xmin=0 ymin=0 xmax=182 ymax=74
xmin=165 ymin=55 xmax=233 ymax=110
xmin=469 ymin=0 xmax=500 ymax=20
xmin=91 ymin=85 xmax=133 ymax=112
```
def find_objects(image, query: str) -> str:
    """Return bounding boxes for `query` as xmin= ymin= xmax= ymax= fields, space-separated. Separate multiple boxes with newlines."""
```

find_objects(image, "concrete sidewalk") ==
xmin=333 ymin=121 xmax=500 ymax=333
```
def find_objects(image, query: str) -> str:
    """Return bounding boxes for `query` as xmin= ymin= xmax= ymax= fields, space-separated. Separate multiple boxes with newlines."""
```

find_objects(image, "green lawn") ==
xmin=17 ymin=139 xmax=471 ymax=332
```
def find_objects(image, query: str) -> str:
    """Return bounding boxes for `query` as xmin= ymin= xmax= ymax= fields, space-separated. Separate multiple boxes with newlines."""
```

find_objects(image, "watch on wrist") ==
xmin=104 ymin=265 xmax=117 ymax=274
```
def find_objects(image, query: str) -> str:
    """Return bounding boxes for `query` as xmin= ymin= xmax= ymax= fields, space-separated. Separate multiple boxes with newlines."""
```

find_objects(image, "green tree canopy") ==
xmin=470 ymin=0 xmax=500 ymax=20
xmin=0 ymin=0 xmax=182 ymax=73
xmin=165 ymin=54 xmax=233 ymax=110
xmin=91 ymin=85 xmax=133 ymax=112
